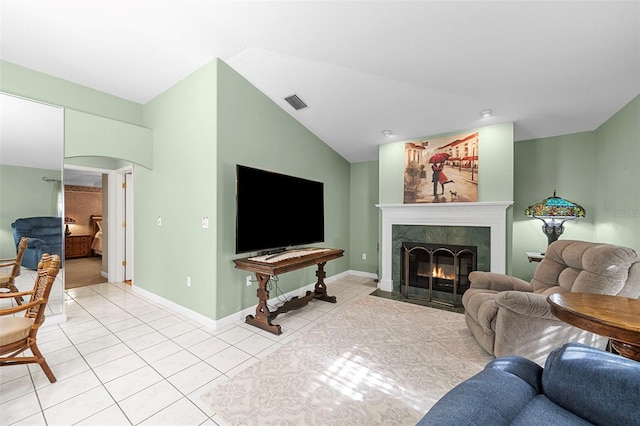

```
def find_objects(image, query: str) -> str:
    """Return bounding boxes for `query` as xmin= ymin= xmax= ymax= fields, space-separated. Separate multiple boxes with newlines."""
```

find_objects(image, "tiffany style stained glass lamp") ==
xmin=525 ymin=191 xmax=586 ymax=245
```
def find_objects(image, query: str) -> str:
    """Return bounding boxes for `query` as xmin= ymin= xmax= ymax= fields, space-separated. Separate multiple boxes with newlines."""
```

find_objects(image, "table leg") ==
xmin=245 ymin=273 xmax=282 ymax=335
xmin=267 ymin=262 xmax=338 ymax=320
xmin=313 ymin=262 xmax=337 ymax=303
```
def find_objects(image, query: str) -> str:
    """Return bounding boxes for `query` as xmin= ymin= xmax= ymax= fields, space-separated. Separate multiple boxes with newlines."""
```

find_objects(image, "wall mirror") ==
xmin=0 ymin=92 xmax=65 ymax=320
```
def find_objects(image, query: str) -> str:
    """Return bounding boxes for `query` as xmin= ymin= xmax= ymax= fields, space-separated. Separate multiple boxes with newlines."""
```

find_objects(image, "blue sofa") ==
xmin=418 ymin=343 xmax=640 ymax=425
xmin=11 ymin=217 xmax=63 ymax=269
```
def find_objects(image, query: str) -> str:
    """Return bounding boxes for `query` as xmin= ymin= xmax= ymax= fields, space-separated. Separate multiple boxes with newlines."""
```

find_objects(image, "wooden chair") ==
xmin=0 ymin=253 xmax=61 ymax=383
xmin=0 ymin=237 xmax=29 ymax=305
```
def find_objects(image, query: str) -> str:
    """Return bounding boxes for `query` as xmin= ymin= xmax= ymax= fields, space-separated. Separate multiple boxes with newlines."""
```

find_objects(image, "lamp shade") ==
xmin=525 ymin=191 xmax=585 ymax=245
xmin=525 ymin=191 xmax=585 ymax=219
xmin=64 ymin=216 xmax=76 ymax=236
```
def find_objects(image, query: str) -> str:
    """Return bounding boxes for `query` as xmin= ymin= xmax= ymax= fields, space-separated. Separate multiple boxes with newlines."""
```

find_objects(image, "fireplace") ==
xmin=401 ymin=242 xmax=477 ymax=307
xmin=376 ymin=202 xmax=513 ymax=293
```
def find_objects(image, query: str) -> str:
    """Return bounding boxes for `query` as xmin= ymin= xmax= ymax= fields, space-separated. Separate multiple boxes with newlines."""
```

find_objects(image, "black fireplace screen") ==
xmin=401 ymin=241 xmax=477 ymax=306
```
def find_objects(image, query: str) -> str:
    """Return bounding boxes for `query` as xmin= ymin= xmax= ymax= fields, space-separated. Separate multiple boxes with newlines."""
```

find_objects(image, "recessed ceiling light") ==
xmin=382 ymin=130 xmax=393 ymax=137
xmin=480 ymin=109 xmax=492 ymax=118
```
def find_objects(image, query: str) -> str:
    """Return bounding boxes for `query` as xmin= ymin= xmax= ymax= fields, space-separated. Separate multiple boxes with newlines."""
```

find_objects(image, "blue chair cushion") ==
xmin=11 ymin=217 xmax=63 ymax=269
xmin=417 ymin=356 xmax=542 ymax=425
xmin=542 ymin=343 xmax=640 ymax=425
xmin=418 ymin=343 xmax=640 ymax=425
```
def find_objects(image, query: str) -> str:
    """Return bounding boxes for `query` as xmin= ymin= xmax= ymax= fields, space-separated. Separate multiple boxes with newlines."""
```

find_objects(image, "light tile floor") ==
xmin=0 ymin=272 xmax=377 ymax=425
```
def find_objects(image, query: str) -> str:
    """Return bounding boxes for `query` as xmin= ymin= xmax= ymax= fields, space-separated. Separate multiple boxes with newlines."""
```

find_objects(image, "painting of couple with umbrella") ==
xmin=403 ymin=132 xmax=479 ymax=203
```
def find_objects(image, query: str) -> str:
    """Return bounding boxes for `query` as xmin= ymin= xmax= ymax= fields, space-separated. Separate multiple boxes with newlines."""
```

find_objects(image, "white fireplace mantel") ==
xmin=376 ymin=201 xmax=513 ymax=292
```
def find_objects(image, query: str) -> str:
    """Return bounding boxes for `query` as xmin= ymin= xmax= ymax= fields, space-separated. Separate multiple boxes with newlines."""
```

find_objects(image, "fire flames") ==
xmin=432 ymin=266 xmax=454 ymax=280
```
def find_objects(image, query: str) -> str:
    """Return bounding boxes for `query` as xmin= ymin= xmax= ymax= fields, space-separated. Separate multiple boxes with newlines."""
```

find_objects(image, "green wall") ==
xmin=0 ymin=166 xmax=62 ymax=258
xmin=65 ymin=110 xmax=153 ymax=168
xmin=349 ymin=161 xmax=379 ymax=274
xmin=215 ymin=60 xmax=351 ymax=318
xmin=379 ymin=123 xmax=514 ymax=205
xmin=594 ymin=95 xmax=640 ymax=250
xmin=513 ymin=131 xmax=596 ymax=280
xmin=378 ymin=139 xmax=408 ymax=205
xmin=138 ymin=60 xmax=219 ymax=319
xmin=64 ymin=157 xmax=124 ymax=170
xmin=138 ymin=59 xmax=351 ymax=321
xmin=512 ymin=94 xmax=638 ymax=281
xmin=0 ymin=60 xmax=150 ymax=172
xmin=0 ymin=61 xmax=142 ymax=125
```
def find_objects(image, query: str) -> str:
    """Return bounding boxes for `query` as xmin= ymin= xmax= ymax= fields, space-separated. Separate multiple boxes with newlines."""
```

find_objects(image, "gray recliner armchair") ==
xmin=462 ymin=240 xmax=640 ymax=365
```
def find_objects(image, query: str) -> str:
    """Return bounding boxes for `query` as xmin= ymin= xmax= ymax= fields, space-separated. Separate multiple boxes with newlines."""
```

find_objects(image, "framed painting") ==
xmin=403 ymin=132 xmax=478 ymax=203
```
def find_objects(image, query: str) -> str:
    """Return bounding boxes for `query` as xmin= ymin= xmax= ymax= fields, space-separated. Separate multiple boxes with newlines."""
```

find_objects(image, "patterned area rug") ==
xmin=201 ymin=295 xmax=493 ymax=425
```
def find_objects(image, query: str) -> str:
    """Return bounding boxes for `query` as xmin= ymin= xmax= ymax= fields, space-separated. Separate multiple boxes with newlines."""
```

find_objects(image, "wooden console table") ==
xmin=547 ymin=293 xmax=640 ymax=361
xmin=233 ymin=248 xmax=344 ymax=335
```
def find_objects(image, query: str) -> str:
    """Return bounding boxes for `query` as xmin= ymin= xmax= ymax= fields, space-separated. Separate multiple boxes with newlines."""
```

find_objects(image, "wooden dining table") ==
xmin=547 ymin=292 xmax=640 ymax=361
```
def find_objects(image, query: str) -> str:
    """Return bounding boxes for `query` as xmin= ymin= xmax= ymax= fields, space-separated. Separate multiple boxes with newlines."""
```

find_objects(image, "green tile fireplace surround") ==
xmin=391 ymin=225 xmax=491 ymax=291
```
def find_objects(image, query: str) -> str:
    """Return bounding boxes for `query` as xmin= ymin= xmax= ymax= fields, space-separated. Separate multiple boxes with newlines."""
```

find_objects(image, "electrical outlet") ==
xmin=157 ymin=216 xmax=162 ymax=226
xmin=202 ymin=216 xmax=209 ymax=228
xmin=186 ymin=276 xmax=191 ymax=287
xmin=362 ymin=253 xmax=367 ymax=260
xmin=246 ymin=275 xmax=252 ymax=286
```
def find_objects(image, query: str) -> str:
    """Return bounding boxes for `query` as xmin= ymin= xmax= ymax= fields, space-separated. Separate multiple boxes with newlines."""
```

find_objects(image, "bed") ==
xmin=90 ymin=215 xmax=103 ymax=255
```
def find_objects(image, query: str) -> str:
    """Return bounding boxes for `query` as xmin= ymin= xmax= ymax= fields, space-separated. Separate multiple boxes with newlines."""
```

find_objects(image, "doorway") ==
xmin=63 ymin=165 xmax=134 ymax=286
xmin=63 ymin=167 xmax=107 ymax=289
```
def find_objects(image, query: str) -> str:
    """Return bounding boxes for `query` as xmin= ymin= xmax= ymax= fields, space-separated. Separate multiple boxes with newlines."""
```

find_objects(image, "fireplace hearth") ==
xmin=401 ymin=242 xmax=477 ymax=307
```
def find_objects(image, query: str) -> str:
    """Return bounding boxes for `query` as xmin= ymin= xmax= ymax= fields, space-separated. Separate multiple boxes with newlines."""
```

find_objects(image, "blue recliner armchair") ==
xmin=11 ymin=217 xmax=63 ymax=269
xmin=418 ymin=343 xmax=640 ymax=425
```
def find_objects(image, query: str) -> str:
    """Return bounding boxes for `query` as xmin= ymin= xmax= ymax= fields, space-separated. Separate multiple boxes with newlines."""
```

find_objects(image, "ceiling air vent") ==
xmin=284 ymin=94 xmax=308 ymax=110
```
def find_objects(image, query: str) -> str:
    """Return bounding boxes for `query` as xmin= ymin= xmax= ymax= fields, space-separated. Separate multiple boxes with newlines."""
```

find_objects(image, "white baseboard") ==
xmin=131 ymin=285 xmax=218 ymax=330
xmin=130 ymin=270 xmax=378 ymax=331
xmin=345 ymin=269 xmax=378 ymax=280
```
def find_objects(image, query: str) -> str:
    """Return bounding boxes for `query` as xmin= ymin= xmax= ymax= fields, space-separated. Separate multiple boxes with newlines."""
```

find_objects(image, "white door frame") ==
xmin=109 ymin=165 xmax=134 ymax=283
xmin=125 ymin=171 xmax=134 ymax=280
xmin=64 ymin=164 xmax=134 ymax=284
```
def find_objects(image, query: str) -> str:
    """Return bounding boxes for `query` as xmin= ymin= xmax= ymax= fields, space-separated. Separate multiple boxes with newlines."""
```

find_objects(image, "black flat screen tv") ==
xmin=235 ymin=165 xmax=325 ymax=254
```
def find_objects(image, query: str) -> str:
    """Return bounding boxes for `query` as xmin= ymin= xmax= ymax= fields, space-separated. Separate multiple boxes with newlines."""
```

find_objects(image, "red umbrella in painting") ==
xmin=428 ymin=153 xmax=450 ymax=163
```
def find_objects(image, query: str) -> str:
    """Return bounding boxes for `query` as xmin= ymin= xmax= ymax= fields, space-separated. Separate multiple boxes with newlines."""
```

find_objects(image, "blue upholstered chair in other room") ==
xmin=11 ymin=217 xmax=63 ymax=269
xmin=417 ymin=343 xmax=640 ymax=425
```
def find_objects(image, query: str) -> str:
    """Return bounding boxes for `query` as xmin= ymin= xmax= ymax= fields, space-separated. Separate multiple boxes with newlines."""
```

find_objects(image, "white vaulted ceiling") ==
xmin=1 ymin=1 xmax=638 ymax=163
